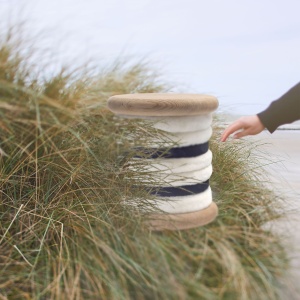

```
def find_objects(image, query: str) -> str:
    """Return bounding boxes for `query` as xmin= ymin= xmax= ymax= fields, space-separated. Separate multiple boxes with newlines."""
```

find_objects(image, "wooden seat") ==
xmin=108 ymin=93 xmax=218 ymax=116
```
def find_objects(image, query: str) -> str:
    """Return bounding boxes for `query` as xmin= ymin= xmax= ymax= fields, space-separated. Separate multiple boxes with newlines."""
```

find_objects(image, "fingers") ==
xmin=220 ymin=130 xmax=231 ymax=142
xmin=220 ymin=121 xmax=244 ymax=142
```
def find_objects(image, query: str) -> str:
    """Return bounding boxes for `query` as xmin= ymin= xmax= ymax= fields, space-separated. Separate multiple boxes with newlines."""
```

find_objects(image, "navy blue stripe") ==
xmin=147 ymin=180 xmax=209 ymax=197
xmin=134 ymin=142 xmax=209 ymax=159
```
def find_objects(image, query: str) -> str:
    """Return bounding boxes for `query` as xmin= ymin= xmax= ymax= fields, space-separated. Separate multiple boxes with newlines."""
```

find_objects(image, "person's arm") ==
xmin=257 ymin=82 xmax=300 ymax=133
xmin=221 ymin=82 xmax=300 ymax=141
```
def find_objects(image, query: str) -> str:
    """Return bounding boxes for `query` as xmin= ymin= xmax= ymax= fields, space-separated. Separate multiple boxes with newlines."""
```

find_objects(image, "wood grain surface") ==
xmin=108 ymin=93 xmax=218 ymax=116
xmin=145 ymin=201 xmax=218 ymax=231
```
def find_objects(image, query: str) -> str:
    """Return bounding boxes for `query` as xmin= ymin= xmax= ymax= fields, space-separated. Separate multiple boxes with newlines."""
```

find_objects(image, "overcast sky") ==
xmin=1 ymin=0 xmax=300 ymax=114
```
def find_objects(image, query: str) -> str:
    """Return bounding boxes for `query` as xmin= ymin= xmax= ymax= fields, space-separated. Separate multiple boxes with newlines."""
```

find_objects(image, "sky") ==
xmin=1 ymin=0 xmax=300 ymax=115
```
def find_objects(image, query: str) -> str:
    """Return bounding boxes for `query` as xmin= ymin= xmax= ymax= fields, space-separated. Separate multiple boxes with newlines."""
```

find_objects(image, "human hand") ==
xmin=221 ymin=115 xmax=265 ymax=142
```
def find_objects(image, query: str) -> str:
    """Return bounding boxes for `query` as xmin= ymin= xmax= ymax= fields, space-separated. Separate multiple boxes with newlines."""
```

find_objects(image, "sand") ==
xmin=246 ymin=130 xmax=300 ymax=299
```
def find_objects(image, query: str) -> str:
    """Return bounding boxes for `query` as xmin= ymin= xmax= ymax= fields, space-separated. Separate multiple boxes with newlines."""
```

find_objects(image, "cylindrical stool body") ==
xmin=108 ymin=93 xmax=218 ymax=230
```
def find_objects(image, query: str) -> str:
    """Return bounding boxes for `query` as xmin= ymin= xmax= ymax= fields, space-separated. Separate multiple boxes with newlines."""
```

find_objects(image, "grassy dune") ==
xmin=0 ymin=27 xmax=287 ymax=300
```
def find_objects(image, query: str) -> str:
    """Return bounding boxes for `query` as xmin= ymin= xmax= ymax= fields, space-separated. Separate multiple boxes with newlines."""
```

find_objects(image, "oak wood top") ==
xmin=107 ymin=93 xmax=218 ymax=116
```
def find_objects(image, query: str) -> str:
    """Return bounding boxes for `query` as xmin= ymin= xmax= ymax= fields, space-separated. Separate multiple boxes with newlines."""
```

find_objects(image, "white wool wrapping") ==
xmin=120 ymin=112 xmax=214 ymax=215
xmin=119 ymin=114 xmax=213 ymax=132
xmin=136 ymin=165 xmax=212 ymax=186
xmin=149 ymin=186 xmax=212 ymax=214
xmin=123 ymin=187 xmax=212 ymax=214
xmin=130 ymin=150 xmax=212 ymax=174
xmin=149 ymin=127 xmax=212 ymax=147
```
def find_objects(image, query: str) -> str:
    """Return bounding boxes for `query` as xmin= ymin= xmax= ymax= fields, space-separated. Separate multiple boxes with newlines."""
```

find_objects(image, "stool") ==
xmin=108 ymin=93 xmax=219 ymax=230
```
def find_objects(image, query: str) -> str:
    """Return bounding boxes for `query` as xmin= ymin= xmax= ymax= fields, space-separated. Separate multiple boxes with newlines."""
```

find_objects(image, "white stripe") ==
xmin=135 ymin=165 xmax=212 ymax=186
xmin=130 ymin=150 xmax=212 ymax=174
xmin=119 ymin=114 xmax=213 ymax=132
xmin=158 ymin=164 xmax=212 ymax=186
xmin=149 ymin=187 xmax=212 ymax=214
xmin=149 ymin=127 xmax=212 ymax=147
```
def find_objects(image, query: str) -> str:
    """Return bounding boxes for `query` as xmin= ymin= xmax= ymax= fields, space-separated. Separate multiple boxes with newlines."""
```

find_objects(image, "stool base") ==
xmin=145 ymin=202 xmax=218 ymax=231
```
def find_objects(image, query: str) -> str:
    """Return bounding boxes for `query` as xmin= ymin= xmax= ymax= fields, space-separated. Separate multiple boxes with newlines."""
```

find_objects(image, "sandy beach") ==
xmin=246 ymin=130 xmax=300 ymax=299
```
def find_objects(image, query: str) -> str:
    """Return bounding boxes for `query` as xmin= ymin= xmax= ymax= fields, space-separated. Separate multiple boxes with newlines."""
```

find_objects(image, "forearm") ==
xmin=257 ymin=82 xmax=300 ymax=133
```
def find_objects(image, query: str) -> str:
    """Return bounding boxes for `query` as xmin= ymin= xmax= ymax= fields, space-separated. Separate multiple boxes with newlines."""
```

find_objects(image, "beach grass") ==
xmin=0 ymin=27 xmax=288 ymax=300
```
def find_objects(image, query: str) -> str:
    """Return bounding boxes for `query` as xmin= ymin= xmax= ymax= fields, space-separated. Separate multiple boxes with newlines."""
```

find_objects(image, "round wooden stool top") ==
xmin=107 ymin=93 xmax=218 ymax=116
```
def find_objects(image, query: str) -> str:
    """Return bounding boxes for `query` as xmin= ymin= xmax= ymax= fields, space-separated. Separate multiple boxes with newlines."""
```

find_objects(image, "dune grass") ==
xmin=0 ymin=27 xmax=288 ymax=300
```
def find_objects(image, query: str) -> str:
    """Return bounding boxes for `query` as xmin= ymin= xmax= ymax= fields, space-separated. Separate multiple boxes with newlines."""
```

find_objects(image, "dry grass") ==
xmin=0 ymin=27 xmax=287 ymax=300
